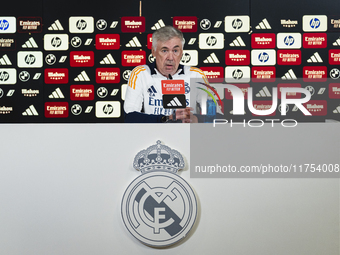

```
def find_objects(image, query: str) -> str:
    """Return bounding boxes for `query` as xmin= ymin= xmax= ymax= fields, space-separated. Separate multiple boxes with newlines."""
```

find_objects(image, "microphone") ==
xmin=168 ymin=74 xmax=173 ymax=80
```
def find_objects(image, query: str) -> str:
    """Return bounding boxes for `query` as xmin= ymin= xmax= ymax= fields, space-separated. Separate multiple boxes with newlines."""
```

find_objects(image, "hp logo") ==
xmin=232 ymin=19 xmax=243 ymax=30
xmin=76 ymin=19 xmax=87 ymax=30
xmin=310 ymin=18 xmax=320 ymax=29
xmin=258 ymin=52 xmax=269 ymax=63
xmin=25 ymin=54 xmax=36 ymax=65
xmin=181 ymin=53 xmax=191 ymax=63
xmin=51 ymin=37 xmax=62 ymax=48
xmin=206 ymin=36 xmax=217 ymax=46
xmin=103 ymin=104 xmax=114 ymax=115
xmin=0 ymin=19 xmax=9 ymax=30
xmin=232 ymin=69 xmax=243 ymax=80
xmin=0 ymin=71 xmax=9 ymax=81
xmin=284 ymin=36 xmax=295 ymax=46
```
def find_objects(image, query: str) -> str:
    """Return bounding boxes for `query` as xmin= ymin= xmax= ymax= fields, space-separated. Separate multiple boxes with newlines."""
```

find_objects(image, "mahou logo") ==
xmin=45 ymin=68 xmax=68 ymax=84
xmin=329 ymin=83 xmax=340 ymax=98
xmin=303 ymin=66 xmax=327 ymax=82
xmin=251 ymin=33 xmax=276 ymax=48
xmin=121 ymin=50 xmax=146 ymax=66
xmin=96 ymin=68 xmax=120 ymax=83
xmin=329 ymin=50 xmax=340 ymax=65
xmin=121 ymin=16 xmax=145 ymax=33
xmin=45 ymin=102 xmax=69 ymax=118
xmin=173 ymin=16 xmax=197 ymax=32
xmin=277 ymin=84 xmax=301 ymax=99
xmin=303 ymin=33 xmax=327 ymax=48
xmin=303 ymin=100 xmax=327 ymax=115
xmin=95 ymin=34 xmax=120 ymax=50
xmin=70 ymin=85 xmax=94 ymax=100
xmin=70 ymin=51 xmax=94 ymax=67
xmin=225 ymin=50 xmax=250 ymax=65
xmin=277 ymin=50 xmax=301 ymax=65
xmin=251 ymin=67 xmax=276 ymax=82
xmin=200 ymin=67 xmax=224 ymax=81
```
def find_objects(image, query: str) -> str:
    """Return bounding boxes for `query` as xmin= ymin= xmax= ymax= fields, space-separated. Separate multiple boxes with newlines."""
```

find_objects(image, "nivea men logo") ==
xmin=44 ymin=34 xmax=69 ymax=51
xmin=303 ymin=15 xmax=327 ymax=32
xmin=0 ymin=17 xmax=16 ymax=33
xmin=69 ymin=17 xmax=94 ymax=33
xmin=180 ymin=50 xmax=198 ymax=66
xmin=0 ymin=68 xmax=16 ymax=84
xmin=95 ymin=101 xmax=120 ymax=118
xmin=18 ymin=51 xmax=42 ymax=68
xmin=225 ymin=16 xmax=250 ymax=32
xmin=251 ymin=50 xmax=276 ymax=66
xmin=225 ymin=66 xmax=250 ymax=83
xmin=199 ymin=33 xmax=223 ymax=49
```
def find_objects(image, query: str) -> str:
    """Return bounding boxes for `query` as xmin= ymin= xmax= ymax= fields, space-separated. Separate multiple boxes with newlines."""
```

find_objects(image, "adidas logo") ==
xmin=147 ymin=85 xmax=157 ymax=97
xmin=333 ymin=38 xmax=340 ymax=46
xmin=22 ymin=105 xmax=38 ymax=116
xmin=48 ymin=87 xmax=64 ymax=98
xmin=256 ymin=86 xmax=271 ymax=97
xmin=151 ymin=19 xmax=165 ymax=30
xmin=281 ymin=69 xmax=297 ymax=80
xmin=333 ymin=105 xmax=340 ymax=113
xmin=0 ymin=54 xmax=12 ymax=65
xmin=22 ymin=37 xmax=38 ymax=48
xmin=110 ymin=21 xmax=118 ymax=28
xmin=74 ymin=71 xmax=90 ymax=81
xmin=167 ymin=97 xmax=183 ymax=107
xmin=307 ymin=52 xmax=323 ymax=63
xmin=229 ymin=36 xmax=246 ymax=47
xmin=125 ymin=36 xmax=142 ymax=47
xmin=214 ymin=21 xmax=222 ymax=28
xmin=255 ymin=18 xmax=272 ymax=29
xmin=100 ymin=53 xmax=116 ymax=64
xmin=203 ymin=53 xmax=220 ymax=63
xmin=48 ymin=19 xmax=64 ymax=30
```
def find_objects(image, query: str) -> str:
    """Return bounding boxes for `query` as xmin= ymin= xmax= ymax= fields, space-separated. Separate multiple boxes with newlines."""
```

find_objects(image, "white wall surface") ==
xmin=0 ymin=124 xmax=339 ymax=255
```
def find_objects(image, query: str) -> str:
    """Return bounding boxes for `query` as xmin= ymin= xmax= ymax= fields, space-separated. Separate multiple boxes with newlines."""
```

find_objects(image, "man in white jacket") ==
xmin=124 ymin=26 xmax=210 ymax=123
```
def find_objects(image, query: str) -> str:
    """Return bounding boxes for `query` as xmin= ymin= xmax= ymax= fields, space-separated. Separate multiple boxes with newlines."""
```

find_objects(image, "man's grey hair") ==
xmin=152 ymin=26 xmax=185 ymax=51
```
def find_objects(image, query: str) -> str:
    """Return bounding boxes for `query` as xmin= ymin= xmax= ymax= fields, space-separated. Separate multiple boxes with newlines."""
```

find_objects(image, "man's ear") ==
xmin=151 ymin=48 xmax=155 ymax=57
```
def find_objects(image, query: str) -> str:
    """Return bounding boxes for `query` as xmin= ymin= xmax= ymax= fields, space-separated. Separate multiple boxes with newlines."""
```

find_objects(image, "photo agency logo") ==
xmin=121 ymin=141 xmax=197 ymax=247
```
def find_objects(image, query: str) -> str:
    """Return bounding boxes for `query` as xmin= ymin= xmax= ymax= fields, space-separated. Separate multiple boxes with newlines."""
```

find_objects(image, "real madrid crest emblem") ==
xmin=121 ymin=141 xmax=197 ymax=247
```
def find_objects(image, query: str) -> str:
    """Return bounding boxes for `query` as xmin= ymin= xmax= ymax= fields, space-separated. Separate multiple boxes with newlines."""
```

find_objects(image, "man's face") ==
xmin=152 ymin=37 xmax=183 ymax=77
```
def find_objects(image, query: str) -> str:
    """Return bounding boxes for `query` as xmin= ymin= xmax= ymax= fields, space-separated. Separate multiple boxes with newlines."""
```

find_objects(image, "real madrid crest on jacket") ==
xmin=121 ymin=141 xmax=197 ymax=247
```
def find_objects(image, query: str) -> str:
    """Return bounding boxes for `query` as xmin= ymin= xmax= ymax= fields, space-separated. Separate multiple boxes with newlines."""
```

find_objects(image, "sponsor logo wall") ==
xmin=0 ymin=5 xmax=339 ymax=122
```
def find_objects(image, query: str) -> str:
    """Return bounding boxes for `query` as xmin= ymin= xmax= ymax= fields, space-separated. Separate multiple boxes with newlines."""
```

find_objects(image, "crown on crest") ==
xmin=133 ymin=140 xmax=185 ymax=174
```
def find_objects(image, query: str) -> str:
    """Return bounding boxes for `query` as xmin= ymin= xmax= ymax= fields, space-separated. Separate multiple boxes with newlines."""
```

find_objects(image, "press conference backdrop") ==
xmin=0 ymin=0 xmax=340 ymax=123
